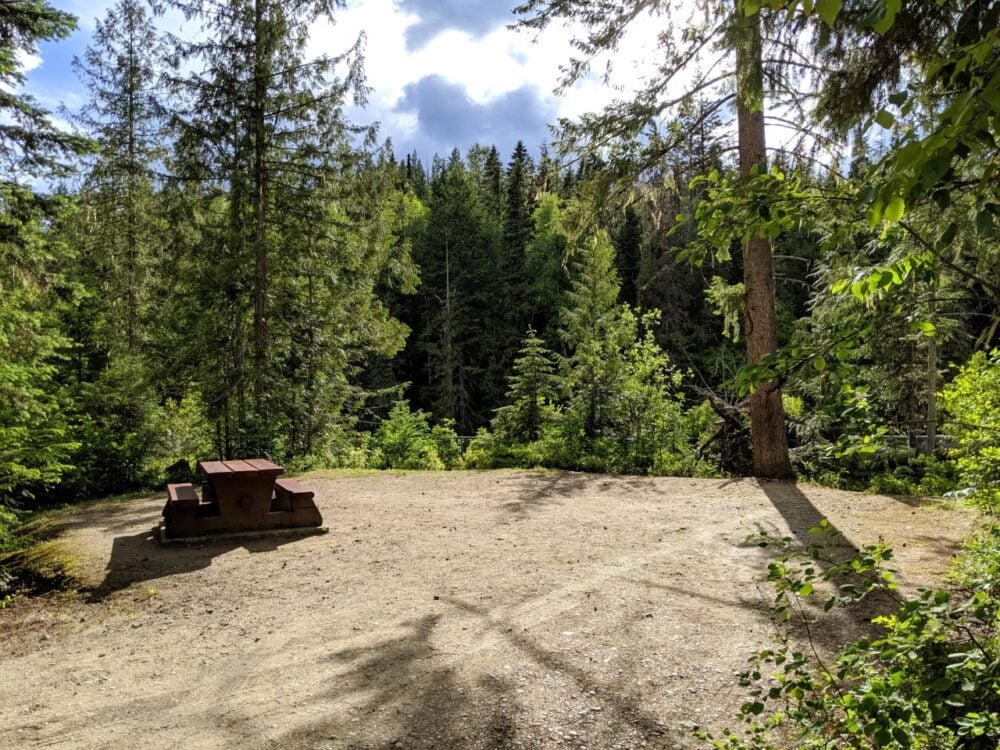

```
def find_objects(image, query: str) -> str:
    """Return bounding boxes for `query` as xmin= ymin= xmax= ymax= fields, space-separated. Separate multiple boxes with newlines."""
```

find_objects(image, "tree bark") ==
xmin=925 ymin=276 xmax=938 ymax=453
xmin=252 ymin=0 xmax=269 ymax=405
xmin=734 ymin=4 xmax=794 ymax=479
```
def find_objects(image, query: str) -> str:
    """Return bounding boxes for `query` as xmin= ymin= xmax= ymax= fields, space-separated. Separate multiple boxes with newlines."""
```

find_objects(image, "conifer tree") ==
xmin=73 ymin=0 xmax=166 ymax=353
xmin=165 ymin=0 xmax=412 ymax=457
xmin=516 ymin=0 xmax=795 ymax=478
xmin=560 ymin=228 xmax=625 ymax=439
xmin=1 ymin=1 xmax=88 ymax=501
xmin=494 ymin=327 xmax=560 ymax=441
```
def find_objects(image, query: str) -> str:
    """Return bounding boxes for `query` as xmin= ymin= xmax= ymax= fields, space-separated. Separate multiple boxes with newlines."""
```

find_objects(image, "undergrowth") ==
xmin=701 ymin=521 xmax=1000 ymax=749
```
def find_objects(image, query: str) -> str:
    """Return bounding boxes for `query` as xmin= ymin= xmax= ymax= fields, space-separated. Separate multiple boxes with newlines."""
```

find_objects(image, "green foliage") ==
xmin=493 ymin=327 xmax=561 ymax=442
xmin=462 ymin=428 xmax=545 ymax=470
xmin=0 ymin=187 xmax=79 ymax=505
xmin=370 ymin=402 xmax=459 ymax=471
xmin=704 ymin=523 xmax=1000 ymax=750
xmin=951 ymin=524 xmax=1000 ymax=595
xmin=940 ymin=351 xmax=1000 ymax=512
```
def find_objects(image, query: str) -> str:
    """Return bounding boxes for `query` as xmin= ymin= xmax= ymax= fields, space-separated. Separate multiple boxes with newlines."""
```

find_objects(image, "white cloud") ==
xmin=305 ymin=0 xmax=677 ymax=154
xmin=15 ymin=50 xmax=43 ymax=74
xmin=44 ymin=0 xmax=707 ymax=157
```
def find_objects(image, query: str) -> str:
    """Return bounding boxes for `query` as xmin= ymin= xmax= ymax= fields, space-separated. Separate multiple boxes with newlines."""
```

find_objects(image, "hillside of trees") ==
xmin=3 ymin=0 xmax=998 ymax=501
xmin=2 ymin=0 xmax=999 ymax=743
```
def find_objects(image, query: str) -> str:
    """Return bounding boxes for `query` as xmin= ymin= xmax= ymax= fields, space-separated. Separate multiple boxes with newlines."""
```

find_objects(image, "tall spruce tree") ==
xmin=1 ymin=1 xmax=89 ymax=503
xmin=73 ymin=0 xmax=166 ymax=353
xmin=516 ymin=0 xmax=797 ymax=477
xmin=560 ymin=228 xmax=624 ymax=439
xmin=165 ymin=0 xmax=410 ymax=458
xmin=412 ymin=150 xmax=503 ymax=432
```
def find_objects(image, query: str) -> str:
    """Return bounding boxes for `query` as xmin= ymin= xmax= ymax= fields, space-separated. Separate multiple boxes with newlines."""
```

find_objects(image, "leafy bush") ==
xmin=431 ymin=421 xmax=462 ymax=469
xmin=951 ymin=524 xmax=1000 ymax=594
xmin=463 ymin=428 xmax=545 ymax=469
xmin=147 ymin=391 xmax=215 ymax=476
xmin=702 ymin=522 xmax=1000 ymax=750
xmin=370 ymin=402 xmax=458 ymax=470
xmin=941 ymin=350 xmax=1000 ymax=512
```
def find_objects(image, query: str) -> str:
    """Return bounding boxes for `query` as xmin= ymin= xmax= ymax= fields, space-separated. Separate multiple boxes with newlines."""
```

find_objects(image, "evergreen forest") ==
xmin=2 ymin=0 xmax=1000 ymax=746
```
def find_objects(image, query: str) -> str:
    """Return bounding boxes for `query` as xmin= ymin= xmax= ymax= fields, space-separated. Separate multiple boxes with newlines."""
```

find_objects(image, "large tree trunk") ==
xmin=252 ymin=0 xmax=269 ymax=405
xmin=734 ymin=5 xmax=794 ymax=479
xmin=925 ymin=276 xmax=938 ymax=453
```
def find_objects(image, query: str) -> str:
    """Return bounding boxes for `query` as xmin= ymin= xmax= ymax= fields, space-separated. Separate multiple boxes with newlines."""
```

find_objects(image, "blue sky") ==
xmin=22 ymin=0 xmax=657 ymax=165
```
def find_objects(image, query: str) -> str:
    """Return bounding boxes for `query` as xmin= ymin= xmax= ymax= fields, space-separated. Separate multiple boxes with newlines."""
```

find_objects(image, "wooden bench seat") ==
xmin=166 ymin=483 xmax=199 ymax=509
xmin=274 ymin=477 xmax=315 ymax=509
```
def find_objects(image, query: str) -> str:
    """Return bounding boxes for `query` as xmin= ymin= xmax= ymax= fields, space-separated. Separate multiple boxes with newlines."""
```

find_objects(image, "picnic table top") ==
xmin=198 ymin=458 xmax=284 ymax=479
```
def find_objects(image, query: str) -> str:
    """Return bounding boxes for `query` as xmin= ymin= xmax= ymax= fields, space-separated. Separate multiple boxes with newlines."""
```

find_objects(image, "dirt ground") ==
xmin=0 ymin=470 xmax=978 ymax=750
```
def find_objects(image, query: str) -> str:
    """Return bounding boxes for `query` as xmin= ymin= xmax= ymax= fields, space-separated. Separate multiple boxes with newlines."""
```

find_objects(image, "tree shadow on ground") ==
xmin=86 ymin=528 xmax=307 ymax=603
xmin=753 ymin=481 xmax=902 ymax=648
xmin=272 ymin=593 xmax=682 ymax=749
xmin=635 ymin=577 xmax=770 ymax=613
xmin=443 ymin=597 xmax=678 ymax=746
xmin=275 ymin=614 xmax=519 ymax=749
xmin=503 ymin=471 xmax=594 ymax=519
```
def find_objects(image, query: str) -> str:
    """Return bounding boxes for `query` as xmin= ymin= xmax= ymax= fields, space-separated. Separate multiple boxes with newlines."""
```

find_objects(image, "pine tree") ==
xmin=413 ymin=152 xmax=503 ymax=432
xmin=164 ymin=0 xmax=411 ymax=458
xmin=1 ymin=1 xmax=88 ymax=181
xmin=516 ymin=0 xmax=795 ymax=478
xmin=1 ymin=1 xmax=89 ymax=502
xmin=614 ymin=205 xmax=642 ymax=308
xmin=501 ymin=141 xmax=536 ymax=367
xmin=72 ymin=0 xmax=166 ymax=353
xmin=560 ymin=228 xmax=625 ymax=439
xmin=494 ymin=327 xmax=560 ymax=441
xmin=524 ymin=192 xmax=569 ymax=345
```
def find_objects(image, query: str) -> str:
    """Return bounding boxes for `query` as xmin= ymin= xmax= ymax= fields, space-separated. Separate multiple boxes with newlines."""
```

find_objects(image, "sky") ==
xmin=23 ymin=0 xmax=664 ymax=165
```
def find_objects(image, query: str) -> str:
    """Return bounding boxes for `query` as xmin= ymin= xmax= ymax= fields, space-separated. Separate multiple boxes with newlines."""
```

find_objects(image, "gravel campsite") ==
xmin=0 ymin=470 xmax=976 ymax=750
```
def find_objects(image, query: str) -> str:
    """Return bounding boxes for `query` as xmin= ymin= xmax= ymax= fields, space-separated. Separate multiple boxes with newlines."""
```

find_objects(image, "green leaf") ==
xmin=742 ymin=0 xmax=761 ymax=14
xmin=812 ymin=356 xmax=827 ymax=372
xmin=935 ymin=222 xmax=958 ymax=250
xmin=911 ymin=320 xmax=936 ymax=337
xmin=976 ymin=209 xmax=996 ymax=237
xmin=798 ymin=583 xmax=814 ymax=596
xmin=874 ymin=109 xmax=895 ymax=129
xmin=888 ymin=91 xmax=908 ymax=106
xmin=872 ymin=0 xmax=901 ymax=33
xmin=868 ymin=199 xmax=885 ymax=228
xmin=874 ymin=727 xmax=893 ymax=746
xmin=884 ymin=196 xmax=905 ymax=223
xmin=932 ymin=188 xmax=951 ymax=210
xmin=816 ymin=0 xmax=841 ymax=25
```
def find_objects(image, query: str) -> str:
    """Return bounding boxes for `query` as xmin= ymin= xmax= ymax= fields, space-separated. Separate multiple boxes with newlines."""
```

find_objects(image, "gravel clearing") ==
xmin=0 ymin=470 xmax=976 ymax=750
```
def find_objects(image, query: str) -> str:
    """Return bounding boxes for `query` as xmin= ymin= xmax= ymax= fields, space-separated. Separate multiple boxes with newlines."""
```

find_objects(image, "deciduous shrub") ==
xmin=370 ymin=401 xmax=458 ymax=470
xmin=702 ymin=522 xmax=1000 ymax=750
xmin=941 ymin=350 xmax=1000 ymax=512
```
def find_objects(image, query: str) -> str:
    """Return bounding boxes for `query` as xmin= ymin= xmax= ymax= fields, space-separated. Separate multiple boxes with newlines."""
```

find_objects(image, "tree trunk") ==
xmin=925 ymin=277 xmax=938 ymax=453
xmin=734 ymin=5 xmax=794 ymax=479
xmin=252 ymin=0 xmax=269 ymax=405
xmin=125 ymin=22 xmax=138 ymax=352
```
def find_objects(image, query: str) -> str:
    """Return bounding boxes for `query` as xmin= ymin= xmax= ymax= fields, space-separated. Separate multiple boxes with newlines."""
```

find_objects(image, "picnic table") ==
xmin=161 ymin=458 xmax=323 ymax=541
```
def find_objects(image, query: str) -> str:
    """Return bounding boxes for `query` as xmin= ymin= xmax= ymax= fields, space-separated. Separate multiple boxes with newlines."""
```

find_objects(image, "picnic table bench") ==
xmin=161 ymin=458 xmax=322 ymax=540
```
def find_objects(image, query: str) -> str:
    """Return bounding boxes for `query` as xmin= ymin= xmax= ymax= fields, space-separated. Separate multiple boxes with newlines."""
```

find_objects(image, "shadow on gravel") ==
xmin=504 ymin=471 xmax=594 ymax=518
xmin=636 ymin=577 xmax=769 ymax=613
xmin=755 ymin=481 xmax=902 ymax=646
xmin=86 ymin=529 xmax=303 ymax=602
xmin=444 ymin=596 xmax=679 ymax=747
xmin=277 ymin=614 xmax=518 ymax=749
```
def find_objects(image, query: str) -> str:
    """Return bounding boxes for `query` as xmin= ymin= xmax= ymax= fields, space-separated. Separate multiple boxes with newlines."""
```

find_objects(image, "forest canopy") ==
xmin=0 ymin=0 xmax=997 ymax=516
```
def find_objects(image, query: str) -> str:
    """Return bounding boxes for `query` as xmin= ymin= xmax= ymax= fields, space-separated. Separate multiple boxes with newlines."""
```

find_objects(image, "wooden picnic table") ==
xmin=162 ymin=457 xmax=322 ymax=540
xmin=198 ymin=458 xmax=284 ymax=522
